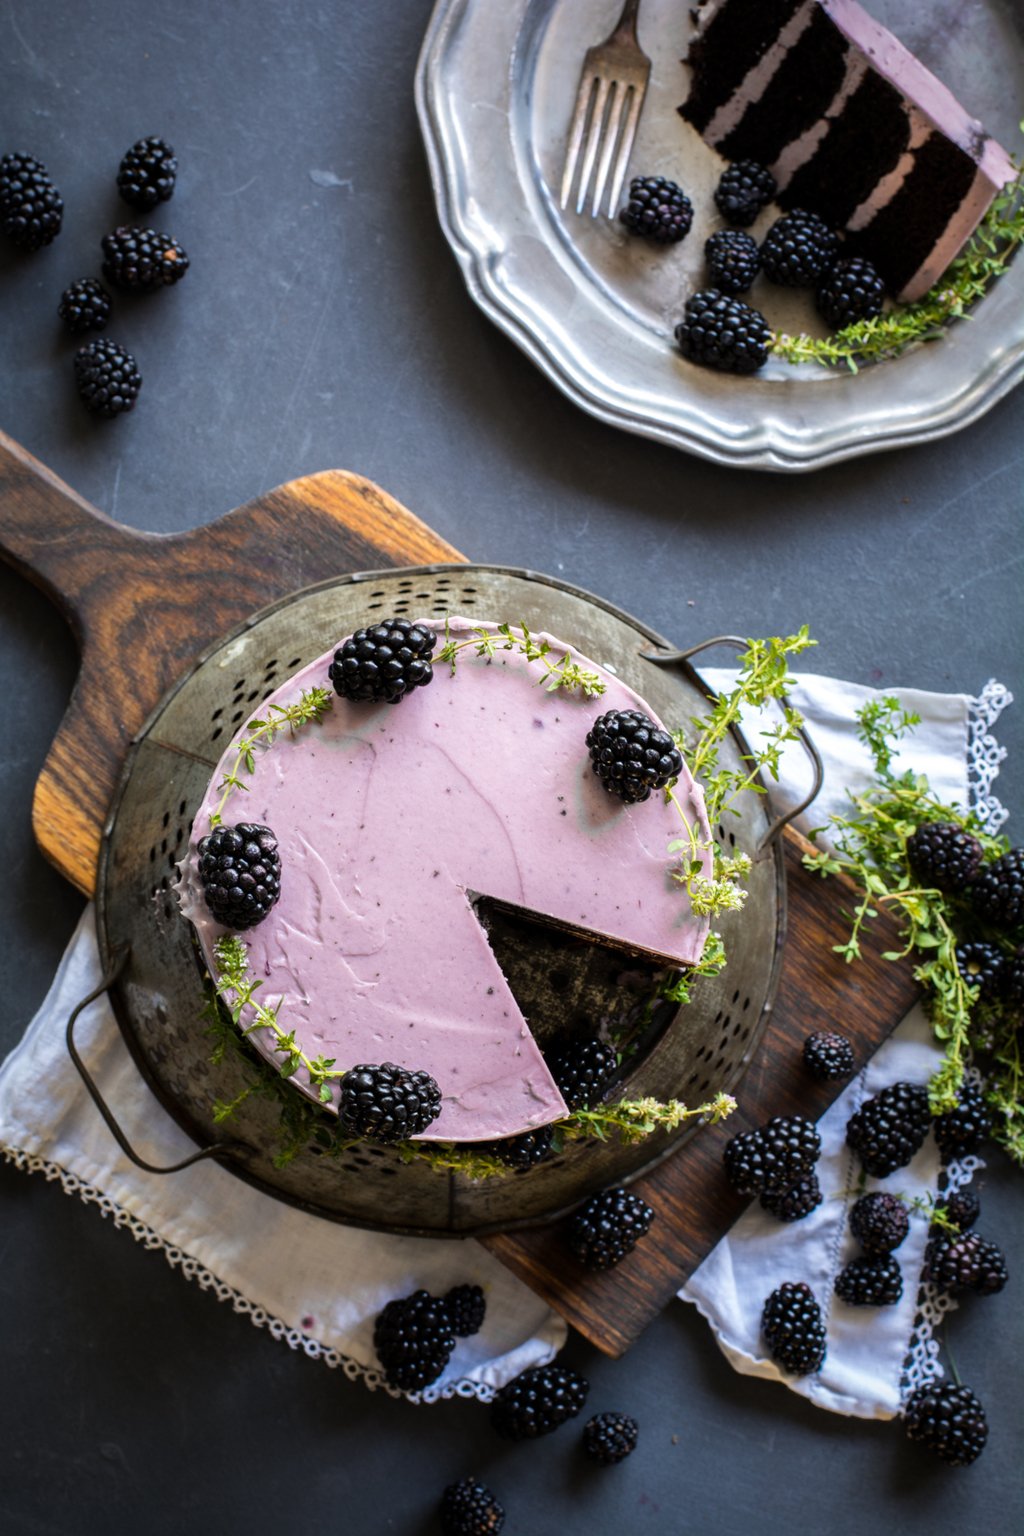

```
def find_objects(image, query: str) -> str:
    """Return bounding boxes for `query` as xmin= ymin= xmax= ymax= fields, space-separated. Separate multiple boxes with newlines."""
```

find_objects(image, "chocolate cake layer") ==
xmin=680 ymin=0 xmax=1016 ymax=301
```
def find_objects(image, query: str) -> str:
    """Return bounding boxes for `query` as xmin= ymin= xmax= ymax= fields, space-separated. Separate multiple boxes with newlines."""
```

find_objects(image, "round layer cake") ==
xmin=176 ymin=617 xmax=712 ymax=1144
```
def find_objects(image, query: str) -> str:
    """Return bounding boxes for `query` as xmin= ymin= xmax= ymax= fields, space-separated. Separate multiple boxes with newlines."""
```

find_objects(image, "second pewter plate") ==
xmin=416 ymin=0 xmax=1024 ymax=472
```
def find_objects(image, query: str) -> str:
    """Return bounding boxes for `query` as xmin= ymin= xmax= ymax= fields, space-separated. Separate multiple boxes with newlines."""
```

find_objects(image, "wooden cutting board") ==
xmin=0 ymin=427 xmax=918 ymax=1353
xmin=0 ymin=428 xmax=460 ymax=896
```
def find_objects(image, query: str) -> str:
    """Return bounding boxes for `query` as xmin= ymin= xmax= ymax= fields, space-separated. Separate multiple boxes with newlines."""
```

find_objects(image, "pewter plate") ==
xmin=415 ymin=0 xmax=1024 ymax=471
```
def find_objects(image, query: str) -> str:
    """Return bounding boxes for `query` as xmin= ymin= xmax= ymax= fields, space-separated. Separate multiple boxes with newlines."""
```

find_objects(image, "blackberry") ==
xmin=815 ymin=256 xmax=885 ymax=330
xmin=834 ymin=1255 xmax=903 ymax=1306
xmin=723 ymin=1115 xmax=821 ymax=1196
xmin=58 ymin=278 xmax=112 ymax=335
xmin=582 ymin=1411 xmax=638 ymax=1466
xmin=713 ymin=159 xmax=776 ymax=227
xmin=491 ymin=1363 xmax=589 ymax=1441
xmin=931 ymin=1186 xmax=980 ymax=1235
xmin=0 ymin=152 xmax=63 ymax=250
xmin=444 ymin=1284 xmax=486 ymax=1339
xmin=73 ymin=338 xmax=142 ymax=418
xmin=704 ymin=229 xmax=760 ymax=295
xmin=759 ymin=1172 xmax=822 ymax=1223
xmin=760 ymin=209 xmax=839 ymax=287
xmin=674 ymin=289 xmax=770 ymax=375
xmin=849 ymin=1191 xmax=909 ymax=1255
xmin=968 ymin=848 xmax=1024 ymax=930
xmin=905 ymin=821 xmax=983 ymax=893
xmin=928 ymin=1232 xmax=1008 ymax=1296
xmin=618 ymin=175 xmax=693 ymax=243
xmin=933 ymin=1082 xmax=992 ymax=1157
xmin=903 ymin=1381 xmax=988 ymax=1467
xmin=802 ymin=1029 xmax=855 ymax=1082
xmin=585 ymin=709 xmax=682 ymax=805
xmin=1006 ymin=947 xmax=1024 ymax=1007
xmin=373 ymin=1289 xmax=455 ymax=1392
xmin=101 ymin=225 xmax=189 ymax=290
xmin=567 ymin=1188 xmax=655 ymax=1270
xmin=761 ymin=1282 xmax=826 ymax=1376
xmin=337 ymin=1062 xmax=442 ymax=1143
xmin=329 ymin=618 xmax=436 ymax=706
xmin=955 ymin=941 xmax=1006 ymax=1003
xmin=845 ymin=1081 xmax=931 ymax=1177
xmin=196 ymin=822 xmax=281 ymax=929
xmin=546 ymin=1035 xmax=617 ymax=1111
xmin=440 ymin=1478 xmax=505 ymax=1536
xmin=117 ymin=136 xmax=178 ymax=210
xmin=478 ymin=1125 xmax=554 ymax=1170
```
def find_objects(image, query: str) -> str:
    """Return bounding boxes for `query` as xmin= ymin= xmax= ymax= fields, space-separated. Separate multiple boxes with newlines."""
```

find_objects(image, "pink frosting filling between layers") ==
xmin=178 ymin=619 xmax=712 ymax=1142
xmin=822 ymin=0 xmax=1015 ymax=186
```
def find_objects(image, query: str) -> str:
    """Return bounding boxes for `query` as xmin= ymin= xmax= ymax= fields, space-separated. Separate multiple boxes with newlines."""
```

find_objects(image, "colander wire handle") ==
xmin=642 ymin=634 xmax=824 ymax=850
xmin=66 ymin=946 xmax=249 ymax=1175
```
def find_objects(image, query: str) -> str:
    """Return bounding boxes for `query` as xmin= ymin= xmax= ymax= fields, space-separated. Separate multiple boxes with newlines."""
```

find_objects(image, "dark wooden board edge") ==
xmin=0 ymin=431 xmax=464 ymax=895
xmin=482 ymin=828 xmax=921 ymax=1356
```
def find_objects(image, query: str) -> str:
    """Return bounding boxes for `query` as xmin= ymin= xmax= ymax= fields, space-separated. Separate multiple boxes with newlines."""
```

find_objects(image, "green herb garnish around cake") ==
xmin=209 ymin=684 xmax=334 ymax=827
xmin=802 ymin=697 xmax=1022 ymax=1166
xmin=205 ymin=935 xmax=736 ymax=1176
xmin=437 ymin=619 xmax=606 ymax=697
xmin=770 ymin=165 xmax=1024 ymax=371
xmin=665 ymin=626 xmax=816 ymax=917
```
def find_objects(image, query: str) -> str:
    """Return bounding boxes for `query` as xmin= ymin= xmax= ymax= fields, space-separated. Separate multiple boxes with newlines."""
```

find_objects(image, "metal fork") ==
xmin=559 ymin=0 xmax=651 ymax=218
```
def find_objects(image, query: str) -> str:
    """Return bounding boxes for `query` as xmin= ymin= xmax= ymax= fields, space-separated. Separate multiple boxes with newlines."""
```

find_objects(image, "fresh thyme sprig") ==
xmin=771 ymin=165 xmax=1024 ymax=370
xmin=209 ymin=684 xmax=334 ymax=827
xmin=556 ymin=1089 xmax=736 ymax=1145
xmin=437 ymin=619 xmax=606 ymax=697
xmin=664 ymin=628 xmax=816 ymax=916
xmin=213 ymin=935 xmax=343 ymax=1103
xmin=801 ymin=697 xmax=1022 ymax=1165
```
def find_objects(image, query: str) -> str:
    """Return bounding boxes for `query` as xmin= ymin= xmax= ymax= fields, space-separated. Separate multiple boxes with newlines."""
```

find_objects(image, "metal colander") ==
xmin=93 ymin=565 xmax=806 ymax=1237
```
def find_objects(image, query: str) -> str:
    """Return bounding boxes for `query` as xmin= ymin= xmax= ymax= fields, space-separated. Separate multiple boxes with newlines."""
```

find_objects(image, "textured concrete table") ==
xmin=1 ymin=2 xmax=1021 ymax=1531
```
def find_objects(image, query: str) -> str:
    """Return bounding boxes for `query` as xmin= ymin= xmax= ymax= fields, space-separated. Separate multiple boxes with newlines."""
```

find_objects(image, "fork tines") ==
xmin=559 ymin=20 xmax=651 ymax=218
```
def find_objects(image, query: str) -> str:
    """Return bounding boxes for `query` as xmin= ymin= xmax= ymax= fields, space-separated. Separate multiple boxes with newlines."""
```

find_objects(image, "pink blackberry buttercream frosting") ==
xmin=178 ymin=619 xmax=712 ymax=1142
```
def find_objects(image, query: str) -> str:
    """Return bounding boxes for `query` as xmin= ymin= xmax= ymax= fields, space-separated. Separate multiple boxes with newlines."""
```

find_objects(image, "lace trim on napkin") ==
xmin=901 ymin=676 xmax=1011 ymax=1402
xmin=0 ymin=1144 xmax=497 ymax=1404
xmin=967 ymin=678 xmax=1012 ymax=833
xmin=901 ymin=1150 xmax=985 ymax=1400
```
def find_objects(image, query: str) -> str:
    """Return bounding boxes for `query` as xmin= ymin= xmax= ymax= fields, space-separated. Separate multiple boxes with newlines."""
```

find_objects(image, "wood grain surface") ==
xmin=0 ymin=428 xmax=463 ymax=895
xmin=483 ymin=828 xmax=920 ymax=1355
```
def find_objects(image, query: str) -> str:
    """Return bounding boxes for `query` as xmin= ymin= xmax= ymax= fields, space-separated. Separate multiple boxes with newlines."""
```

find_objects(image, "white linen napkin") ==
xmin=0 ymin=672 xmax=1010 ymax=1411
xmin=681 ymin=671 xmax=1010 ymax=1420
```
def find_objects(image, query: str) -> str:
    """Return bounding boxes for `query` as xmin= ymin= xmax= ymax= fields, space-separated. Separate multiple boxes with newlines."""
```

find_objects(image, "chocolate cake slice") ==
xmin=680 ymin=0 xmax=1017 ymax=300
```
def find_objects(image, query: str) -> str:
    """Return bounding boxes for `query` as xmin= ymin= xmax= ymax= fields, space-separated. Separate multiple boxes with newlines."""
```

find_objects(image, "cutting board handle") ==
xmin=0 ymin=428 xmax=149 ymax=636
xmin=0 ymin=427 xmax=463 ymax=896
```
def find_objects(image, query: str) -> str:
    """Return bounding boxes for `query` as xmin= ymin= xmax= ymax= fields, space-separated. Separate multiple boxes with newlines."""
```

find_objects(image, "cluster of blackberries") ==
xmin=373 ymin=1282 xmax=486 ymax=1393
xmin=337 ymin=1061 xmax=443 ymax=1144
xmin=802 ymin=1028 xmax=855 ymax=1083
xmin=898 ymin=1185 xmax=1002 ymax=1466
xmin=1 ymin=139 xmax=187 ymax=417
xmin=616 ymin=161 xmax=888 ymax=375
xmin=330 ymin=618 xmax=437 ymax=705
xmin=439 ymin=1395 xmax=637 ymax=1531
xmin=566 ymin=1186 xmax=655 ymax=1270
xmin=835 ymin=1192 xmax=908 ymax=1307
xmin=923 ymin=1180 xmax=1008 ymax=1300
xmin=723 ymin=1114 xmax=823 ymax=1223
xmin=197 ymin=821 xmax=282 ymax=929
xmin=585 ymin=708 xmax=683 ymax=804
xmin=907 ymin=821 xmax=1024 ymax=931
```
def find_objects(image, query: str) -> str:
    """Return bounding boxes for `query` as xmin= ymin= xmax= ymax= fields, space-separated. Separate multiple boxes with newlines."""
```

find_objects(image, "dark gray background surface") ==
xmin=1 ymin=1 xmax=1021 ymax=1532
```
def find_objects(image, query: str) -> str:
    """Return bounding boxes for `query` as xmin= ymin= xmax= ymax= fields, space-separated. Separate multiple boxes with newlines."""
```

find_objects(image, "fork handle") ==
xmin=610 ymin=0 xmax=642 ymax=42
